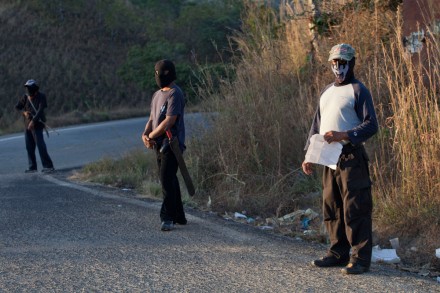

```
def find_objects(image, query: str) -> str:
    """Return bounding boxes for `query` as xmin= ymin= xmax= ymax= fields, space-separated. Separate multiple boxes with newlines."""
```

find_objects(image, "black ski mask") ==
xmin=331 ymin=57 xmax=355 ymax=85
xmin=25 ymin=84 xmax=39 ymax=97
xmin=154 ymin=59 xmax=176 ymax=89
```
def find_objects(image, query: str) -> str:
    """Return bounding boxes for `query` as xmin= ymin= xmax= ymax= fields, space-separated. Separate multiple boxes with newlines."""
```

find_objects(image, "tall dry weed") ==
xmin=191 ymin=1 xmax=439 ymax=262
xmin=190 ymin=1 xmax=321 ymax=216
xmin=372 ymin=17 xmax=440 ymax=231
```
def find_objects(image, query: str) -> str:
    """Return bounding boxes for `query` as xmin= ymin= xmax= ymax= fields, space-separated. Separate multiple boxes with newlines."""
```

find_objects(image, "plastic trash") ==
xmin=436 ymin=248 xmax=440 ymax=258
xmin=222 ymin=213 xmax=232 ymax=221
xmin=371 ymin=245 xmax=401 ymax=264
xmin=234 ymin=212 xmax=247 ymax=219
xmin=265 ymin=218 xmax=278 ymax=226
xmin=303 ymin=229 xmax=316 ymax=235
xmin=389 ymin=238 xmax=399 ymax=250
xmin=278 ymin=208 xmax=319 ymax=223
xmin=304 ymin=208 xmax=319 ymax=220
xmin=259 ymin=225 xmax=274 ymax=230
xmin=247 ymin=217 xmax=255 ymax=224
xmin=301 ymin=218 xmax=311 ymax=230
xmin=279 ymin=210 xmax=305 ymax=222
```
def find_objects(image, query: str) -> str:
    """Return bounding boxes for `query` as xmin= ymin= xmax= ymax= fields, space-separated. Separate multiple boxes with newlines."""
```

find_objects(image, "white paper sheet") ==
xmin=305 ymin=134 xmax=343 ymax=170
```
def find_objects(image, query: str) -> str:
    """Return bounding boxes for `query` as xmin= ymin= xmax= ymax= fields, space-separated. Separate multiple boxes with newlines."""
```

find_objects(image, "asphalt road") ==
xmin=0 ymin=115 xmax=210 ymax=174
xmin=0 ymin=117 xmax=438 ymax=292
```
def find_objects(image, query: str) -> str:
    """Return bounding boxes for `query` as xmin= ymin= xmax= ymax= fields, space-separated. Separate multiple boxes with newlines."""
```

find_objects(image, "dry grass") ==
xmin=187 ymin=2 xmax=322 ymax=217
xmin=70 ymin=149 xmax=160 ymax=196
xmin=189 ymin=1 xmax=440 ymax=265
xmin=71 ymin=148 xmax=196 ymax=203
xmin=371 ymin=20 xmax=440 ymax=265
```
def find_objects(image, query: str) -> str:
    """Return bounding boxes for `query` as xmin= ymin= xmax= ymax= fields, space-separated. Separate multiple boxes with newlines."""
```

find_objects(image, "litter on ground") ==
xmin=371 ymin=245 xmax=401 ymax=264
xmin=234 ymin=212 xmax=247 ymax=219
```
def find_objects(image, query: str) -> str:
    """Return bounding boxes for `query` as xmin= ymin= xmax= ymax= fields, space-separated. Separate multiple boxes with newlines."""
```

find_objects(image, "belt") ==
xmin=342 ymin=143 xmax=364 ymax=152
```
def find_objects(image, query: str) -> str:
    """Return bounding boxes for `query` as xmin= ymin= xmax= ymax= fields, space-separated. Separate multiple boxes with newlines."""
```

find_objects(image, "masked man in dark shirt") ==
xmin=141 ymin=60 xmax=187 ymax=231
xmin=15 ymin=79 xmax=54 ymax=173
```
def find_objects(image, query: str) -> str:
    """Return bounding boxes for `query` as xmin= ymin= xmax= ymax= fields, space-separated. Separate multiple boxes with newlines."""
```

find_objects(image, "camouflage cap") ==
xmin=328 ymin=43 xmax=355 ymax=61
xmin=24 ymin=79 xmax=38 ymax=87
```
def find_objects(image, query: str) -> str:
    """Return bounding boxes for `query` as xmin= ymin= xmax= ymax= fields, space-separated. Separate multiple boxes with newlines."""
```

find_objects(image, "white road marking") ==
xmin=42 ymin=174 xmax=160 ymax=209
xmin=0 ymin=117 xmax=147 ymax=143
xmin=41 ymin=175 xmax=221 ymax=227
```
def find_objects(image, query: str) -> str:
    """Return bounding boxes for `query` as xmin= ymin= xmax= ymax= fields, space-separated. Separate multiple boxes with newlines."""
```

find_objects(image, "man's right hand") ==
xmin=302 ymin=161 xmax=313 ymax=175
xmin=23 ymin=111 xmax=32 ymax=119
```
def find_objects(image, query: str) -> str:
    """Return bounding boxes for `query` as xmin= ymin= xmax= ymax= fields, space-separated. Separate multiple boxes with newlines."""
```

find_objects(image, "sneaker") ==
xmin=41 ymin=167 xmax=55 ymax=173
xmin=312 ymin=255 xmax=349 ymax=267
xmin=341 ymin=263 xmax=370 ymax=275
xmin=25 ymin=169 xmax=37 ymax=173
xmin=160 ymin=221 xmax=174 ymax=231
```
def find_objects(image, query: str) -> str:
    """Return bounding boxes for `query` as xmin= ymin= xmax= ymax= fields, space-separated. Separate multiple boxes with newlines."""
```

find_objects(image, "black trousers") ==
xmin=25 ymin=128 xmax=54 ymax=170
xmin=322 ymin=144 xmax=373 ymax=267
xmin=156 ymin=148 xmax=185 ymax=222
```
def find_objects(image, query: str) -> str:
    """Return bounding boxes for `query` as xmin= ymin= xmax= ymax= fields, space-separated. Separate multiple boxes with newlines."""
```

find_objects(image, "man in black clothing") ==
xmin=141 ymin=60 xmax=187 ymax=231
xmin=15 ymin=79 xmax=54 ymax=173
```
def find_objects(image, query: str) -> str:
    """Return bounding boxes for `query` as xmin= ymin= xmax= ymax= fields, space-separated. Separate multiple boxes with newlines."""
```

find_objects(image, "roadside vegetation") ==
xmin=204 ymin=0 xmax=438 ymax=268
xmin=71 ymin=149 xmax=163 ymax=198
xmin=42 ymin=0 xmax=440 ymax=268
xmin=0 ymin=0 xmax=241 ymax=134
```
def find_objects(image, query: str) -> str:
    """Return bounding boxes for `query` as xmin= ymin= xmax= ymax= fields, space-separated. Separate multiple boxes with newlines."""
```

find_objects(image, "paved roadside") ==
xmin=0 ymin=169 xmax=437 ymax=292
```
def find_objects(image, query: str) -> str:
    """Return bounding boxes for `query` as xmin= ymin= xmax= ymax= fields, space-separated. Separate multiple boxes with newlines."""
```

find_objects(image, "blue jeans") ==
xmin=25 ymin=128 xmax=54 ymax=170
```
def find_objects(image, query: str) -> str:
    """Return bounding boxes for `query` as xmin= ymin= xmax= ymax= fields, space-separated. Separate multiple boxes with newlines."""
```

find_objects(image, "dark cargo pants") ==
xmin=322 ymin=144 xmax=373 ymax=267
xmin=156 ymin=148 xmax=186 ymax=223
xmin=25 ymin=127 xmax=54 ymax=170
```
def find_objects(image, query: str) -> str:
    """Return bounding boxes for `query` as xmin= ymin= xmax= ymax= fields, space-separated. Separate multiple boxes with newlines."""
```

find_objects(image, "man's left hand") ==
xmin=323 ymin=131 xmax=348 ymax=143
xmin=28 ymin=120 xmax=35 ymax=131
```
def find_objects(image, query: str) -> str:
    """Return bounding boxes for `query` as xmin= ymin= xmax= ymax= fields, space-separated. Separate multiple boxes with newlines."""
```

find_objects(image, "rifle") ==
xmin=27 ymin=95 xmax=59 ymax=137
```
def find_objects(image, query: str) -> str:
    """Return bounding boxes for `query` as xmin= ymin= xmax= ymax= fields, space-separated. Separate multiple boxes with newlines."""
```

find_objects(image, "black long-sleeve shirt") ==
xmin=15 ymin=92 xmax=47 ymax=129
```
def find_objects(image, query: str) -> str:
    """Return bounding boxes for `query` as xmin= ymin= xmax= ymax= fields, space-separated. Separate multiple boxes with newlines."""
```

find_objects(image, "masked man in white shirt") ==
xmin=302 ymin=44 xmax=378 ymax=275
